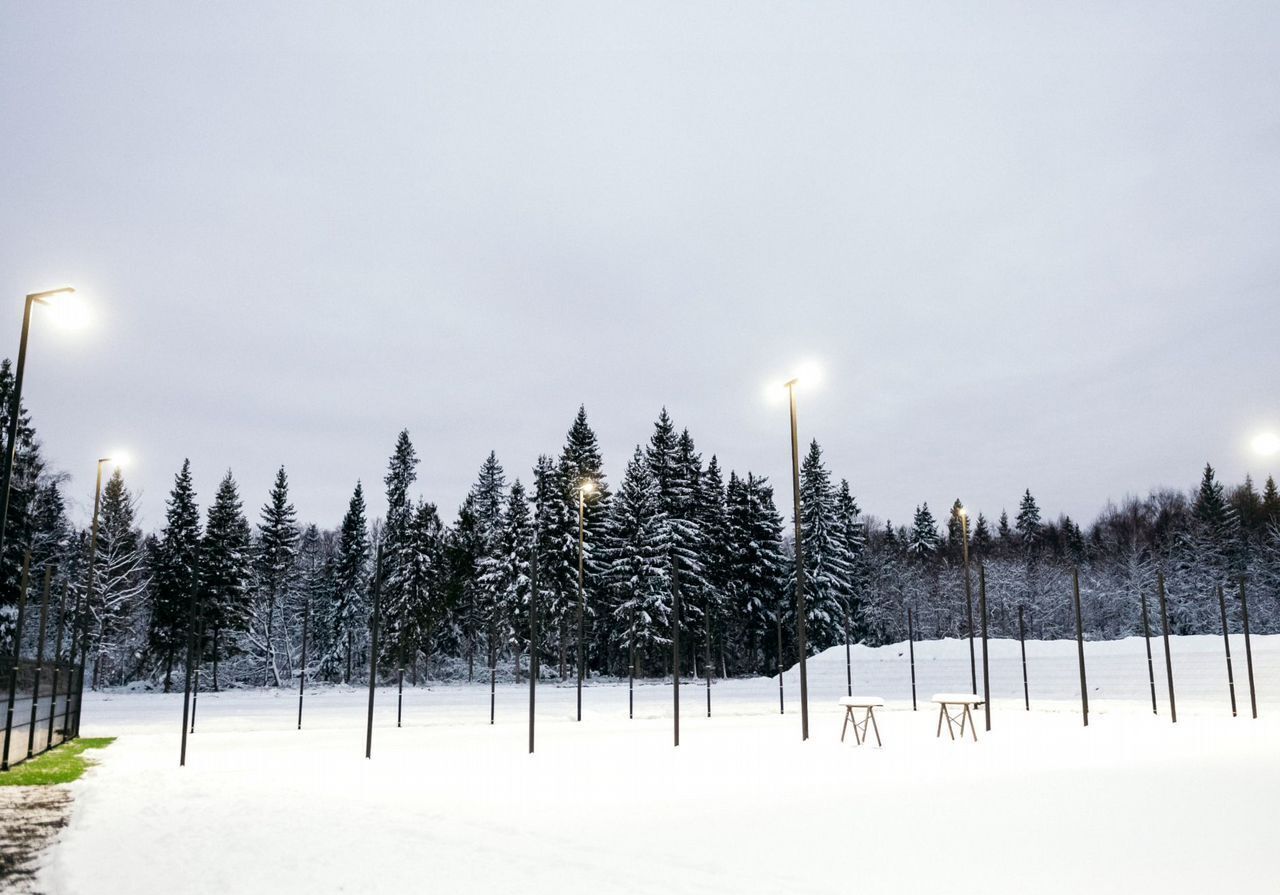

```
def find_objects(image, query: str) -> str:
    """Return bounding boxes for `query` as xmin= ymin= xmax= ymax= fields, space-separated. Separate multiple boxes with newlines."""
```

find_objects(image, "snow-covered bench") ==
xmin=837 ymin=696 xmax=884 ymax=746
xmin=933 ymin=693 xmax=983 ymax=742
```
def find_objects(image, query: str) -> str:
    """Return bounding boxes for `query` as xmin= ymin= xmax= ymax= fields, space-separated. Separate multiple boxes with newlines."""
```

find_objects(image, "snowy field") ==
xmin=41 ymin=635 xmax=1280 ymax=894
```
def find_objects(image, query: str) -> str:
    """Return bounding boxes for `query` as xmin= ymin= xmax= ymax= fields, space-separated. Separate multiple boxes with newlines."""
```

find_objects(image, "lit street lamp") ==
xmin=0 ymin=287 xmax=77 ymax=586
xmin=784 ymin=376 xmax=810 ymax=741
xmin=576 ymin=479 xmax=596 ymax=722
xmin=86 ymin=455 xmax=127 ymax=689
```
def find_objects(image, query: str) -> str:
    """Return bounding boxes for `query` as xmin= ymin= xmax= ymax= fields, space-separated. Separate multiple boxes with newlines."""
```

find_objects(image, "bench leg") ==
xmin=868 ymin=707 xmax=882 ymax=747
xmin=936 ymin=704 xmax=945 ymax=738
xmin=841 ymin=707 xmax=850 ymax=743
xmin=965 ymin=705 xmax=977 ymax=742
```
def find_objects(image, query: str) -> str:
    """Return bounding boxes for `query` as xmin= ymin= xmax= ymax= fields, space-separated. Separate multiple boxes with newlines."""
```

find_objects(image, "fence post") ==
xmin=1216 ymin=584 xmax=1237 ymax=717
xmin=365 ymin=544 xmax=383 ymax=759
xmin=1157 ymin=571 xmax=1176 ymax=724
xmin=26 ymin=565 xmax=52 ymax=759
xmin=907 ymin=608 xmax=917 ymax=712
xmin=179 ymin=567 xmax=199 ymax=767
xmin=1072 ymin=568 xmax=1088 ymax=727
xmin=297 ymin=595 xmax=309 ymax=730
xmin=46 ymin=581 xmax=68 ymax=750
xmin=979 ymin=564 xmax=991 ymax=731
xmin=1239 ymin=577 xmax=1257 ymax=719
xmin=64 ymin=584 xmax=83 ymax=738
xmin=2 ymin=552 xmax=32 ymax=771
xmin=528 ymin=527 xmax=539 ymax=755
xmin=1018 ymin=605 xmax=1029 ymax=711
xmin=1139 ymin=585 xmax=1157 ymax=714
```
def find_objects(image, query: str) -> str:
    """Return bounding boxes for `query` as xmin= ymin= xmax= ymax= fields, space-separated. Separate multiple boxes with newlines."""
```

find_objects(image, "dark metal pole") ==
xmin=2 ymin=552 xmax=31 ymax=771
xmin=1072 ymin=568 xmax=1088 ymax=727
xmin=190 ymin=609 xmax=203 ymax=734
xmin=62 ymin=584 xmax=82 ymax=739
xmin=785 ymin=381 xmax=809 ymax=741
xmin=705 ymin=598 xmax=713 ymax=718
xmin=0 ymin=295 xmax=39 ymax=583
xmin=1139 ymin=585 xmax=1157 ymax=714
xmin=979 ymin=564 xmax=990 ymax=732
xmin=1018 ymin=605 xmax=1029 ymax=711
xmin=576 ymin=489 xmax=585 ymax=723
xmin=528 ymin=526 xmax=539 ymax=754
xmin=398 ymin=635 xmax=406 ymax=728
xmin=1239 ymin=577 xmax=1257 ymax=720
xmin=672 ymin=560 xmax=681 ymax=747
xmin=25 ymin=565 xmax=51 ymax=759
xmin=962 ymin=512 xmax=976 ymax=695
xmin=486 ymin=626 xmax=494 ymax=726
xmin=179 ymin=566 xmax=199 ymax=767
xmin=775 ymin=613 xmax=784 ymax=714
xmin=907 ymin=608 xmax=917 ymax=712
xmin=365 ymin=544 xmax=383 ymax=759
xmin=46 ymin=581 xmax=68 ymax=749
xmin=1216 ymin=584 xmax=1237 ymax=717
xmin=1157 ymin=571 xmax=1176 ymax=724
xmin=297 ymin=592 xmax=309 ymax=730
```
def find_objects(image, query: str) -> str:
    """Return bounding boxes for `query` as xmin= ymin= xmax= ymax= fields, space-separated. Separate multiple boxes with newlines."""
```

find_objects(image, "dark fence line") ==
xmin=1 ymin=656 xmax=85 ymax=770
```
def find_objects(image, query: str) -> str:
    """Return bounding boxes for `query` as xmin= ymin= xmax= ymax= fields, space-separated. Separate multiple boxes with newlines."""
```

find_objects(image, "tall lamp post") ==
xmin=784 ymin=377 xmax=810 ymax=741
xmin=576 ymin=479 xmax=596 ymax=722
xmin=959 ymin=506 xmax=976 ymax=695
xmin=0 ymin=287 xmax=77 ymax=582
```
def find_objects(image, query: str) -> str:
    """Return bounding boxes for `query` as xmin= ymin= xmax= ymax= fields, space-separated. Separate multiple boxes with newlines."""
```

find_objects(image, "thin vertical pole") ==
xmin=576 ymin=489 xmax=585 ymax=723
xmin=962 ymin=512 xmax=976 ymax=694
xmin=487 ymin=627 xmax=494 ymax=726
xmin=365 ymin=545 xmax=383 ymax=758
xmin=1018 ymin=605 xmax=1029 ymax=711
xmin=672 ymin=560 xmax=681 ymax=747
xmin=1072 ymin=568 xmax=1088 ymax=727
xmin=297 ymin=594 xmax=309 ymax=730
xmin=397 ymin=634 xmax=406 ymax=728
xmin=25 ymin=566 xmax=52 ymax=759
xmin=776 ymin=614 xmax=784 ymax=714
xmin=528 ymin=525 xmax=539 ymax=754
xmin=1139 ymin=585 xmax=1157 ymax=714
xmin=62 ymin=584 xmax=82 ymax=739
xmin=1216 ymin=584 xmax=1237 ymax=717
xmin=1239 ymin=577 xmax=1257 ymax=720
xmin=46 ymin=581 xmax=68 ymax=750
xmin=179 ymin=566 xmax=199 ymax=767
xmin=843 ymin=601 xmax=852 ymax=698
xmin=1157 ymin=571 xmax=1176 ymax=724
xmin=190 ymin=610 xmax=203 ymax=734
xmin=979 ymin=564 xmax=990 ymax=732
xmin=2 ymin=552 xmax=31 ymax=771
xmin=785 ymin=381 xmax=809 ymax=741
xmin=907 ymin=608 xmax=917 ymax=712
xmin=705 ymin=599 xmax=713 ymax=718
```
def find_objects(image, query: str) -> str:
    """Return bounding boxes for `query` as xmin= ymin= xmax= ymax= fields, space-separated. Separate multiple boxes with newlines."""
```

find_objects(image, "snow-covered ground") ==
xmin=42 ymin=635 xmax=1280 ymax=894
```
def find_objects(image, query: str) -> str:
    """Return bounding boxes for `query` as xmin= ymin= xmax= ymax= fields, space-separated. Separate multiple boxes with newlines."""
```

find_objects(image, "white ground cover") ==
xmin=42 ymin=635 xmax=1280 ymax=894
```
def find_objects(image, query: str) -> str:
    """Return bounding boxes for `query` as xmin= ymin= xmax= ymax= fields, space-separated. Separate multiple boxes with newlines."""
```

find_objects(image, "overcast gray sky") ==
xmin=2 ymin=1 xmax=1278 ymax=534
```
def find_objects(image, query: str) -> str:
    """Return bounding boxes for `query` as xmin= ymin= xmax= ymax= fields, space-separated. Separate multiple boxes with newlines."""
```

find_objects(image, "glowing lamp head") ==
xmin=1252 ymin=432 xmax=1280 ymax=457
xmin=958 ymin=506 xmax=968 ymax=518
xmin=106 ymin=451 xmax=131 ymax=469
xmin=579 ymin=480 xmax=597 ymax=496
xmin=33 ymin=287 xmax=91 ymax=332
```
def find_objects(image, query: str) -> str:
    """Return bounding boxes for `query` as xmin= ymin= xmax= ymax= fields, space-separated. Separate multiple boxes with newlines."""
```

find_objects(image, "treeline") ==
xmin=3 ymin=362 xmax=1280 ymax=690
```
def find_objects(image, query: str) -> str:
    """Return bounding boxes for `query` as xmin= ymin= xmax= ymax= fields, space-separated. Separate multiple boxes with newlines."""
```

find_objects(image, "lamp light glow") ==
xmin=1253 ymin=432 xmax=1280 ymax=457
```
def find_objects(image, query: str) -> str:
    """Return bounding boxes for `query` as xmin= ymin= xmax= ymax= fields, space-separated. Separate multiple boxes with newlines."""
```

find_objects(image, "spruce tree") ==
xmin=254 ymin=466 xmax=299 ymax=686
xmin=557 ymin=407 xmax=609 ymax=673
xmin=790 ymin=440 xmax=851 ymax=652
xmin=324 ymin=481 xmax=370 ymax=682
xmin=907 ymin=504 xmax=941 ymax=557
xmin=1015 ymin=490 xmax=1043 ymax=550
xmin=380 ymin=430 xmax=420 ymax=667
xmin=1263 ymin=476 xmax=1280 ymax=528
xmin=467 ymin=452 xmax=507 ymax=674
xmin=88 ymin=469 xmax=149 ymax=687
xmin=0 ymin=359 xmax=47 ymax=613
xmin=834 ymin=479 xmax=867 ymax=643
xmin=199 ymin=471 xmax=252 ymax=689
xmin=149 ymin=459 xmax=201 ymax=691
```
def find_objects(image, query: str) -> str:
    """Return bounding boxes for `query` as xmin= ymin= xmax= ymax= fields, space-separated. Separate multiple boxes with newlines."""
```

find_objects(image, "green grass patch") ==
xmin=0 ymin=737 xmax=115 ymax=786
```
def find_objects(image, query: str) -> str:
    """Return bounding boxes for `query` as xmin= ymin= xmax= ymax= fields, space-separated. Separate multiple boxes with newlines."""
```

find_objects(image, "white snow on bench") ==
xmin=837 ymin=696 xmax=884 ymax=707
xmin=931 ymin=693 xmax=982 ymax=703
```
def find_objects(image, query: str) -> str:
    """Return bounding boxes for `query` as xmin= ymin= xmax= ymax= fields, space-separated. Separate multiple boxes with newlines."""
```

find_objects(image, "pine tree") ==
xmin=725 ymin=473 xmax=786 ymax=675
xmin=467 ymin=452 xmax=507 ymax=676
xmin=323 ymin=482 xmax=369 ymax=683
xmin=972 ymin=513 xmax=993 ymax=558
xmin=1016 ymin=490 xmax=1043 ymax=550
xmin=558 ymin=407 xmax=609 ymax=674
xmin=907 ymin=504 xmax=941 ymax=557
xmin=478 ymin=479 xmax=533 ymax=674
xmin=0 ymin=358 xmax=47 ymax=614
xmin=149 ymin=459 xmax=201 ymax=691
xmin=531 ymin=454 xmax=575 ymax=678
xmin=1263 ymin=476 xmax=1280 ymax=528
xmin=834 ymin=479 xmax=866 ymax=643
xmin=199 ymin=471 xmax=252 ymax=690
xmin=253 ymin=466 xmax=299 ymax=686
xmin=699 ymin=456 xmax=731 ymax=676
xmin=380 ymin=430 xmax=420 ymax=667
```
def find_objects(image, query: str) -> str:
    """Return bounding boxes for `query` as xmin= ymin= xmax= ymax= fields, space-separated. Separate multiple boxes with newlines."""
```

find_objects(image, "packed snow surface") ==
xmin=43 ymin=635 xmax=1280 ymax=894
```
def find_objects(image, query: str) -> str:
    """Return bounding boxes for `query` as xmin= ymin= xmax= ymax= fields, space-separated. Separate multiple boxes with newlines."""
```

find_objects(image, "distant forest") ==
xmin=3 ymin=358 xmax=1278 ymax=691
